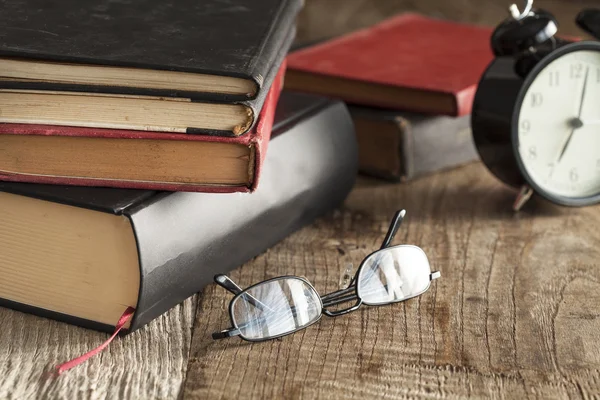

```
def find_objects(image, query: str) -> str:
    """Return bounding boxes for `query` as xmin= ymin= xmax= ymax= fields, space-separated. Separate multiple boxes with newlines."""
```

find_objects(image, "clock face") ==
xmin=517 ymin=46 xmax=600 ymax=201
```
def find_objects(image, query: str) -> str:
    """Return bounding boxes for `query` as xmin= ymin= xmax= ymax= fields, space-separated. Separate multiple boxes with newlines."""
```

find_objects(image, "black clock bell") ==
xmin=472 ymin=0 xmax=600 ymax=210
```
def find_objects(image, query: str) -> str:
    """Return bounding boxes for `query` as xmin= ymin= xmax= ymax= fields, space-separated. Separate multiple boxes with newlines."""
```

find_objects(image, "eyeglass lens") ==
xmin=231 ymin=278 xmax=322 ymax=340
xmin=357 ymin=245 xmax=432 ymax=306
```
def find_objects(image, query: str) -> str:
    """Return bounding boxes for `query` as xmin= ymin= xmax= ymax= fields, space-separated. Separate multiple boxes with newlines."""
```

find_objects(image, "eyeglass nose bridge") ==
xmin=322 ymin=298 xmax=362 ymax=317
xmin=320 ymin=284 xmax=363 ymax=317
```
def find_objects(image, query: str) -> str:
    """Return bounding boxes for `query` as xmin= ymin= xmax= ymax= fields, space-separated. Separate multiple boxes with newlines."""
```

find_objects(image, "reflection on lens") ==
xmin=231 ymin=278 xmax=322 ymax=340
xmin=357 ymin=245 xmax=432 ymax=305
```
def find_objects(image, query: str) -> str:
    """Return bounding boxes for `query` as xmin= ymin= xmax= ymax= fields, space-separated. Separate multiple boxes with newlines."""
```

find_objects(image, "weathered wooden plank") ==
xmin=184 ymin=163 xmax=600 ymax=399
xmin=0 ymin=296 xmax=197 ymax=400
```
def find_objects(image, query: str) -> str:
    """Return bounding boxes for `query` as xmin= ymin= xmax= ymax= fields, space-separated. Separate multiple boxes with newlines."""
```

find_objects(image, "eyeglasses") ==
xmin=212 ymin=209 xmax=441 ymax=342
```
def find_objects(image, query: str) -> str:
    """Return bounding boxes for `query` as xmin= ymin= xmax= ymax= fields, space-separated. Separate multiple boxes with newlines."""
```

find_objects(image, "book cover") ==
xmin=0 ymin=0 xmax=301 ymax=135
xmin=351 ymin=106 xmax=478 ymax=181
xmin=0 ymin=63 xmax=285 ymax=193
xmin=285 ymin=13 xmax=493 ymax=116
xmin=0 ymin=92 xmax=359 ymax=332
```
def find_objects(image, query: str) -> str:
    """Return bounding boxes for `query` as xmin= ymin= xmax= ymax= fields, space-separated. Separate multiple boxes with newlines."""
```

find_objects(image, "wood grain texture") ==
xmin=183 ymin=163 xmax=600 ymax=399
xmin=0 ymin=296 xmax=197 ymax=399
xmin=2 ymin=1 xmax=598 ymax=399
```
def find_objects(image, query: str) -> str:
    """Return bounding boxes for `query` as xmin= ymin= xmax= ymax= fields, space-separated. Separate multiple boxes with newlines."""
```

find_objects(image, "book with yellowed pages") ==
xmin=0 ymin=64 xmax=284 ymax=193
xmin=0 ymin=0 xmax=301 ymax=135
xmin=0 ymin=89 xmax=258 ymax=135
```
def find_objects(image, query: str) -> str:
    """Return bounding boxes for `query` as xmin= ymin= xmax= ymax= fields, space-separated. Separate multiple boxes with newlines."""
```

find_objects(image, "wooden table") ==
xmin=2 ymin=1 xmax=599 ymax=399
xmin=2 ymin=163 xmax=600 ymax=399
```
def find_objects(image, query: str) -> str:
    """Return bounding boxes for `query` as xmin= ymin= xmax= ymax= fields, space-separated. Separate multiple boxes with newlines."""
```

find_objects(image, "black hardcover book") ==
xmin=0 ymin=93 xmax=358 ymax=332
xmin=0 ymin=0 xmax=301 ymax=135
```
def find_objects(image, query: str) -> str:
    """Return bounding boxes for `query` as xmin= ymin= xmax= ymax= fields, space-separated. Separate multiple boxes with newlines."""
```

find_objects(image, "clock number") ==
xmin=528 ymin=146 xmax=537 ymax=160
xmin=597 ymin=68 xmax=600 ymax=83
xmin=521 ymin=120 xmax=531 ymax=134
xmin=531 ymin=93 xmax=543 ymax=108
xmin=570 ymin=168 xmax=579 ymax=183
xmin=571 ymin=63 xmax=583 ymax=79
xmin=549 ymin=71 xmax=560 ymax=87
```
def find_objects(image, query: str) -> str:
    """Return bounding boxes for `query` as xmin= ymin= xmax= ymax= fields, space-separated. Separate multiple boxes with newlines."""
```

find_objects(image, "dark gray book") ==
xmin=0 ymin=93 xmax=358 ymax=333
xmin=351 ymin=106 xmax=478 ymax=182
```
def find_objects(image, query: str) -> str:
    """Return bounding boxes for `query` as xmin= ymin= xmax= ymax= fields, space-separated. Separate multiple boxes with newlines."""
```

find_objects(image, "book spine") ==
xmin=400 ymin=114 xmax=478 ymax=181
xmin=354 ymin=111 xmax=478 ymax=182
xmin=247 ymin=0 xmax=302 ymax=89
xmin=236 ymin=25 xmax=295 ymax=135
xmin=126 ymin=101 xmax=358 ymax=331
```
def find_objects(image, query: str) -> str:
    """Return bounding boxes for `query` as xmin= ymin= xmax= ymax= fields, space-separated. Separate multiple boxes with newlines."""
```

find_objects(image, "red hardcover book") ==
xmin=0 ymin=63 xmax=285 ymax=193
xmin=285 ymin=14 xmax=493 ymax=116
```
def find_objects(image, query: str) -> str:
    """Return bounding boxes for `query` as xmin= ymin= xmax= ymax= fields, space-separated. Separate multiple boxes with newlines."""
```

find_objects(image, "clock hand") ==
xmin=577 ymin=66 xmax=590 ymax=119
xmin=557 ymin=127 xmax=577 ymax=163
xmin=557 ymin=66 xmax=590 ymax=163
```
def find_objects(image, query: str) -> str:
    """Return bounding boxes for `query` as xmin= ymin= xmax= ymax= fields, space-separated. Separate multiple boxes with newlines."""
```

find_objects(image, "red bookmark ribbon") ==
xmin=55 ymin=306 xmax=135 ymax=375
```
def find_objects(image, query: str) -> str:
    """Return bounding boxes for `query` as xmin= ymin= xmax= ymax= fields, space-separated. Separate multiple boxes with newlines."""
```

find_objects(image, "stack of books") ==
xmin=0 ymin=0 xmax=300 ymax=192
xmin=285 ymin=14 xmax=494 ymax=182
xmin=0 ymin=1 xmax=358 ymax=332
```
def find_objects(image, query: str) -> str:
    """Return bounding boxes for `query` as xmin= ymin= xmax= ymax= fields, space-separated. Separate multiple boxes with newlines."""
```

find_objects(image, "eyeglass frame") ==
xmin=212 ymin=209 xmax=441 ymax=342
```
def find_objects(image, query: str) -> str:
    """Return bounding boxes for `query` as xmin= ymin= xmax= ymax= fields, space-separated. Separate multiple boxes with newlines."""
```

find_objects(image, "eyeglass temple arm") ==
xmin=323 ymin=293 xmax=359 ymax=309
xmin=214 ymin=274 xmax=243 ymax=295
xmin=380 ymin=209 xmax=407 ymax=249
xmin=212 ymin=275 xmax=276 ymax=340
xmin=214 ymin=274 xmax=274 ymax=311
xmin=321 ymin=286 xmax=356 ymax=304
xmin=212 ymin=327 xmax=241 ymax=340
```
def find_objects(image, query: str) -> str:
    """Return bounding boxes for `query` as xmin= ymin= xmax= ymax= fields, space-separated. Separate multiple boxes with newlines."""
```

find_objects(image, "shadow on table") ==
xmin=351 ymin=173 xmax=567 ymax=222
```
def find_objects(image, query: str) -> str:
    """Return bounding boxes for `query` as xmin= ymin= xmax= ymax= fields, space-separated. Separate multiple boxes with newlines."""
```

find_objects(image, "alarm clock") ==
xmin=472 ymin=2 xmax=600 ymax=209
